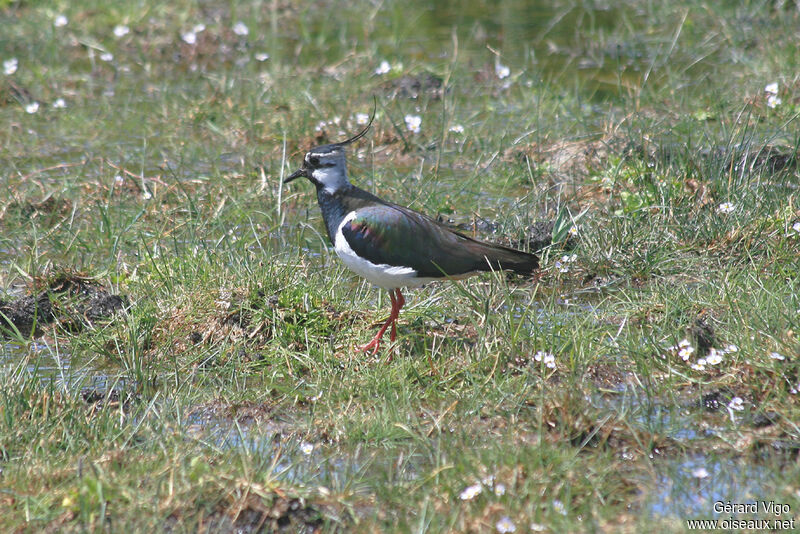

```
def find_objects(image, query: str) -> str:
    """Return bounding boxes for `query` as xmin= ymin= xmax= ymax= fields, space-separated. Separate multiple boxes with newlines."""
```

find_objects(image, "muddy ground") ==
xmin=0 ymin=272 xmax=127 ymax=337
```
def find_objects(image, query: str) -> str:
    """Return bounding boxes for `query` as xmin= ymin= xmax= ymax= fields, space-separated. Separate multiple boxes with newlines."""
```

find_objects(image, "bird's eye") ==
xmin=308 ymin=156 xmax=320 ymax=166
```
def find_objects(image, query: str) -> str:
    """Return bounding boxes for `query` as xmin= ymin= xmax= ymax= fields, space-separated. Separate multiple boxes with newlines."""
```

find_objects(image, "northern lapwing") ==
xmin=284 ymin=112 xmax=538 ymax=355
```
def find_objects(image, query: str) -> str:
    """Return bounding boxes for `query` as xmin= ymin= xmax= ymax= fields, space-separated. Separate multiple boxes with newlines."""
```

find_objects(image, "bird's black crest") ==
xmin=333 ymin=97 xmax=377 ymax=147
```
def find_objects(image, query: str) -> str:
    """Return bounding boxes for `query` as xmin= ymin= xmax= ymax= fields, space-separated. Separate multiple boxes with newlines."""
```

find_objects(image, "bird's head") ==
xmin=284 ymin=106 xmax=375 ymax=195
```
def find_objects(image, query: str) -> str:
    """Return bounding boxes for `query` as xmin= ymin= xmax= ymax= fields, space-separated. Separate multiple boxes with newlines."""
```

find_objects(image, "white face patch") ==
xmin=304 ymin=149 xmax=349 ymax=194
xmin=311 ymin=165 xmax=348 ymax=195
xmin=333 ymin=211 xmax=435 ymax=289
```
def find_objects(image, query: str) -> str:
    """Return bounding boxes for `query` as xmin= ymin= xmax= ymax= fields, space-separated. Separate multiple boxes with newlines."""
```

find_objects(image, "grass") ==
xmin=1 ymin=0 xmax=800 ymax=532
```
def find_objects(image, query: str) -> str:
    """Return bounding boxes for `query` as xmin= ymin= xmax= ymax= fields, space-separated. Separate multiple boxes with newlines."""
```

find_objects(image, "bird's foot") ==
xmin=356 ymin=336 xmax=382 ymax=356
xmin=356 ymin=289 xmax=403 ymax=358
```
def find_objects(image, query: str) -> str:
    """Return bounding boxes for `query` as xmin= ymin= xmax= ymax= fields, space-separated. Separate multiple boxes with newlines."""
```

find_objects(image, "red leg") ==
xmin=390 ymin=289 xmax=405 ymax=342
xmin=358 ymin=290 xmax=399 ymax=355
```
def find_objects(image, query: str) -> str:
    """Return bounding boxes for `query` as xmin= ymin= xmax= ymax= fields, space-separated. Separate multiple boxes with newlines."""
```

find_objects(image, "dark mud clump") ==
xmin=520 ymin=220 xmax=578 ymax=253
xmin=183 ymin=496 xmax=324 ymax=534
xmin=697 ymin=388 xmax=735 ymax=412
xmin=0 ymin=292 xmax=54 ymax=336
xmin=0 ymin=272 xmax=127 ymax=337
xmin=689 ymin=314 xmax=715 ymax=357
xmin=526 ymin=221 xmax=558 ymax=252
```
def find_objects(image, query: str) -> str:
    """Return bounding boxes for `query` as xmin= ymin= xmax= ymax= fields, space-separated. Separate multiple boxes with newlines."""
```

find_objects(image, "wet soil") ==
xmin=195 ymin=496 xmax=325 ymax=534
xmin=0 ymin=272 xmax=127 ymax=337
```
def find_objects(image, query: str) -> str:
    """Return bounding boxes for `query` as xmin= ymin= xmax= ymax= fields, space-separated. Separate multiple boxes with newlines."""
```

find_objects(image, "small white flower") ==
xmin=553 ymin=499 xmax=567 ymax=515
xmin=494 ymin=483 xmax=506 ymax=496
xmin=677 ymin=340 xmax=695 ymax=361
xmin=233 ymin=21 xmax=249 ymax=36
xmin=554 ymin=254 xmax=575 ymax=273
xmin=459 ymin=483 xmax=482 ymax=501
xmin=724 ymin=344 xmax=738 ymax=353
xmin=705 ymin=348 xmax=723 ymax=365
xmin=767 ymin=95 xmax=782 ymax=109
xmin=99 ymin=52 xmax=114 ymax=62
xmin=314 ymin=120 xmax=327 ymax=132
xmin=355 ymin=112 xmax=370 ymax=125
xmin=495 ymin=62 xmax=510 ymax=79
xmin=181 ymin=32 xmax=197 ymax=44
xmin=52 ymin=98 xmax=66 ymax=109
xmin=54 ymin=15 xmax=68 ymax=27
xmin=3 ymin=58 xmax=18 ymax=75
xmin=530 ymin=524 xmax=546 ymax=532
xmin=717 ymin=202 xmax=735 ymax=214
xmin=113 ymin=25 xmax=130 ymax=38
xmin=691 ymin=358 xmax=707 ymax=371
xmin=568 ymin=226 xmax=579 ymax=236
xmin=300 ymin=442 xmax=313 ymax=455
xmin=496 ymin=516 xmax=516 ymax=533
xmin=692 ymin=467 xmax=710 ymax=479
xmin=533 ymin=351 xmax=556 ymax=369
xmin=193 ymin=23 xmax=206 ymax=33
xmin=114 ymin=175 xmax=124 ymax=185
xmin=765 ymin=82 xmax=779 ymax=95
xmin=374 ymin=60 xmax=391 ymax=75
xmin=25 ymin=102 xmax=39 ymax=114
xmin=254 ymin=52 xmax=270 ymax=62
xmin=791 ymin=221 xmax=800 ymax=235
xmin=728 ymin=397 xmax=745 ymax=411
xmin=769 ymin=352 xmax=785 ymax=361
xmin=142 ymin=190 xmax=152 ymax=200
xmin=404 ymin=114 xmax=421 ymax=133
xmin=449 ymin=124 xmax=465 ymax=134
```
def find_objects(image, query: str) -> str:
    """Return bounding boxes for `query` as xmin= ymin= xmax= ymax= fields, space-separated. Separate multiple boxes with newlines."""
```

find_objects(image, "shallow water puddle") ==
xmin=185 ymin=411 xmax=421 ymax=492
xmin=595 ymin=387 xmax=796 ymax=523
xmin=1 ymin=337 xmax=119 ymax=395
xmin=592 ymin=391 xmax=719 ymax=442
xmin=647 ymin=454 xmax=781 ymax=520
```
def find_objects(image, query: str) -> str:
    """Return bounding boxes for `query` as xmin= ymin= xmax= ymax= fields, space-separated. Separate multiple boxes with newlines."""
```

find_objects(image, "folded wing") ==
xmin=340 ymin=204 xmax=538 ymax=278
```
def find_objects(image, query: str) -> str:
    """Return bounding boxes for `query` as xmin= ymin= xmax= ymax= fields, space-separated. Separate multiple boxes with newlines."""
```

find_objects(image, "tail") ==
xmin=469 ymin=241 xmax=539 ymax=276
